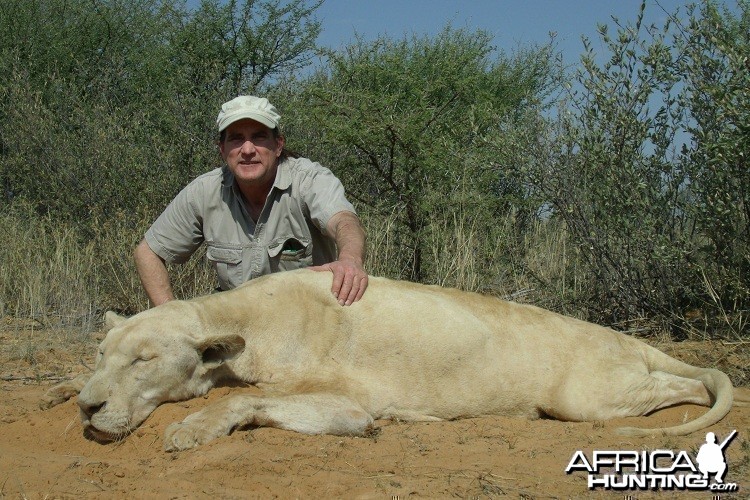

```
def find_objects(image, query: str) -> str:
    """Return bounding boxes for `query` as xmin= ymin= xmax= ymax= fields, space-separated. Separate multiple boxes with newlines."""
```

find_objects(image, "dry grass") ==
xmin=0 ymin=210 xmax=99 ymax=330
xmin=0 ymin=208 xmax=214 ymax=331
xmin=363 ymin=210 xmax=589 ymax=314
xmin=2 ymin=204 xmax=746 ymax=350
xmin=426 ymin=212 xmax=481 ymax=292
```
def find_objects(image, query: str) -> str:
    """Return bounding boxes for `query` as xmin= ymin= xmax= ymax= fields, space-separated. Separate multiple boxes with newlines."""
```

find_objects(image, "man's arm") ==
xmin=134 ymin=239 xmax=176 ymax=306
xmin=309 ymin=211 xmax=368 ymax=306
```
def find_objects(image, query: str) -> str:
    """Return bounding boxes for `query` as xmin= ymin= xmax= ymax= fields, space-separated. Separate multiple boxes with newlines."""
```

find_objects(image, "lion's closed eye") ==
xmin=131 ymin=356 xmax=157 ymax=366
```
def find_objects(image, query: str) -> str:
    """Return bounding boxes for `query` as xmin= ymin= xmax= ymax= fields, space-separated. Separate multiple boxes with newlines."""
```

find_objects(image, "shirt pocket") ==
xmin=206 ymin=243 xmax=244 ymax=290
xmin=267 ymin=236 xmax=313 ymax=272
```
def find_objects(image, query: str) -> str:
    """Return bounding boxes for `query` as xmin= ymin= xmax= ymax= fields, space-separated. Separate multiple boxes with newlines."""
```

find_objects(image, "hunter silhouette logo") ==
xmin=565 ymin=430 xmax=740 ymax=492
xmin=696 ymin=430 xmax=736 ymax=484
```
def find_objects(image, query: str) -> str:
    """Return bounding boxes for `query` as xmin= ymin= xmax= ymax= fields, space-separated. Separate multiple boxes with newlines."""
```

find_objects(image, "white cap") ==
xmin=216 ymin=95 xmax=281 ymax=132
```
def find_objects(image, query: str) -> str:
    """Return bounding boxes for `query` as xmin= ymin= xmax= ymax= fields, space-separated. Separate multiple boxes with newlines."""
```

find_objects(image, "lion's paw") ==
xmin=163 ymin=418 xmax=233 ymax=452
xmin=39 ymin=383 xmax=79 ymax=410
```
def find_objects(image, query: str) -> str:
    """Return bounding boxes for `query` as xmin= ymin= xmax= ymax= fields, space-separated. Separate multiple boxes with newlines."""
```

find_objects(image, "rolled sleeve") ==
xmin=301 ymin=166 xmax=356 ymax=236
xmin=144 ymin=183 xmax=205 ymax=264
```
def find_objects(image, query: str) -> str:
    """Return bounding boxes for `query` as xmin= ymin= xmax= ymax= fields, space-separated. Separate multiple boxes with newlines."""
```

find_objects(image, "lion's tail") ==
xmin=616 ymin=344 xmax=734 ymax=437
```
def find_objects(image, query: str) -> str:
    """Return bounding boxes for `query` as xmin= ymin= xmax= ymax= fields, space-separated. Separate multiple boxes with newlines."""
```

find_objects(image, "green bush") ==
xmin=501 ymin=0 xmax=749 ymax=337
xmin=280 ymin=27 xmax=559 ymax=282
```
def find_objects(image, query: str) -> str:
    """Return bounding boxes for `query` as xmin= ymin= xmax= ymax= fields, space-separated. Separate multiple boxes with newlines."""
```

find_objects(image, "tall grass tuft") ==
xmin=0 ymin=204 xmax=216 ymax=329
xmin=362 ymin=207 xmax=591 ymax=319
xmin=0 ymin=206 xmax=99 ymax=331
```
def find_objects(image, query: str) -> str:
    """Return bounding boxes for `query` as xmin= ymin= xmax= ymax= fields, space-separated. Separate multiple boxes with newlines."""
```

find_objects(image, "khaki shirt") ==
xmin=145 ymin=157 xmax=355 ymax=290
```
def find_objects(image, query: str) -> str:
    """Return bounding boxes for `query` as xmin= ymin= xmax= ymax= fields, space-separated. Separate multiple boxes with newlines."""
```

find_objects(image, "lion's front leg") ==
xmin=39 ymin=372 xmax=91 ymax=410
xmin=164 ymin=393 xmax=374 ymax=451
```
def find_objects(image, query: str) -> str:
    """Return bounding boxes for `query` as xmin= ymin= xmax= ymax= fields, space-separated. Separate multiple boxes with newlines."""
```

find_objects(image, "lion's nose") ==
xmin=78 ymin=400 xmax=106 ymax=418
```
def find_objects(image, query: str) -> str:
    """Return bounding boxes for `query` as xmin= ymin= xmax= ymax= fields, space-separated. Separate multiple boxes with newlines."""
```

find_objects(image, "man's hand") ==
xmin=310 ymin=258 xmax=368 ymax=306
xmin=309 ymin=211 xmax=368 ymax=306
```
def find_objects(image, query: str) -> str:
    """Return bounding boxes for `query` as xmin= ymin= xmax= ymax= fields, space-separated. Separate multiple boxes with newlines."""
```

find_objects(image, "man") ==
xmin=134 ymin=95 xmax=367 ymax=307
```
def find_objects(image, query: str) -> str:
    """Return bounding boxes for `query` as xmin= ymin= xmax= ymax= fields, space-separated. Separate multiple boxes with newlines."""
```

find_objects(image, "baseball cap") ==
xmin=216 ymin=95 xmax=281 ymax=132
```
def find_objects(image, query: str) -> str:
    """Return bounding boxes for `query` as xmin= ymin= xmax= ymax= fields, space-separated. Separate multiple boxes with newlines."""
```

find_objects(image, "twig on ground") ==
xmin=0 ymin=373 xmax=66 ymax=382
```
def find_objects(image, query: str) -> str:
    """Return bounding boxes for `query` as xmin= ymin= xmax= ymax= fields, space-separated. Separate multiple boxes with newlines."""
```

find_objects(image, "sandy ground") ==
xmin=1 ymin=325 xmax=748 ymax=499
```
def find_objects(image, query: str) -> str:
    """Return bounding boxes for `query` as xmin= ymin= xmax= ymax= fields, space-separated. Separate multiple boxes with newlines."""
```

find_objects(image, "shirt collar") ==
xmin=272 ymin=157 xmax=292 ymax=190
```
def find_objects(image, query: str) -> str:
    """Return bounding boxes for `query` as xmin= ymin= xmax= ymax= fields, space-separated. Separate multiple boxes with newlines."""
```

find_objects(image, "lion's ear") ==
xmin=104 ymin=311 xmax=126 ymax=330
xmin=198 ymin=335 xmax=246 ymax=371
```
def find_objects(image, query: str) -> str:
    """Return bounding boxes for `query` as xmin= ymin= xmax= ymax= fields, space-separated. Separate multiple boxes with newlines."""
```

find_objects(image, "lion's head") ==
xmin=77 ymin=305 xmax=245 ymax=441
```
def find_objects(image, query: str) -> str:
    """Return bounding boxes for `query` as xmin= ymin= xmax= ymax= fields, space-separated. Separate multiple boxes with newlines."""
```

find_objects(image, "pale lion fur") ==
xmin=41 ymin=269 xmax=748 ymax=451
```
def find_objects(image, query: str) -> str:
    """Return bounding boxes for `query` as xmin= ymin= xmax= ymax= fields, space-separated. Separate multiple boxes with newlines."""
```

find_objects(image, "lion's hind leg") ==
xmin=602 ymin=370 xmax=710 ymax=419
xmin=164 ymin=393 xmax=373 ymax=451
xmin=545 ymin=370 xmax=711 ymax=423
xmin=636 ymin=371 xmax=712 ymax=412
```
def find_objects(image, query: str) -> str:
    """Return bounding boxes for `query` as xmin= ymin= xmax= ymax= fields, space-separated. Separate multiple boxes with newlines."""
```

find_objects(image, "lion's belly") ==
xmin=327 ymin=309 xmax=646 ymax=420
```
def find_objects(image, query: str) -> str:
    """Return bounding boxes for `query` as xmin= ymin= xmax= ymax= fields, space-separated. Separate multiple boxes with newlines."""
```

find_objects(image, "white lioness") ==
xmin=42 ymin=269 xmax=745 ymax=451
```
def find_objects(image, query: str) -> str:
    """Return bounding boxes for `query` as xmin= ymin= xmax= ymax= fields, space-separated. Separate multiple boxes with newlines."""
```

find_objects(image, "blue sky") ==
xmin=313 ymin=0 xmax=703 ymax=66
xmin=182 ymin=1 xmax=739 ymax=68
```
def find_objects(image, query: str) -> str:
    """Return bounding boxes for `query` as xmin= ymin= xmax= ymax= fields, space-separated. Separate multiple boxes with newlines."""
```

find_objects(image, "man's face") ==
xmin=220 ymin=119 xmax=285 ymax=189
